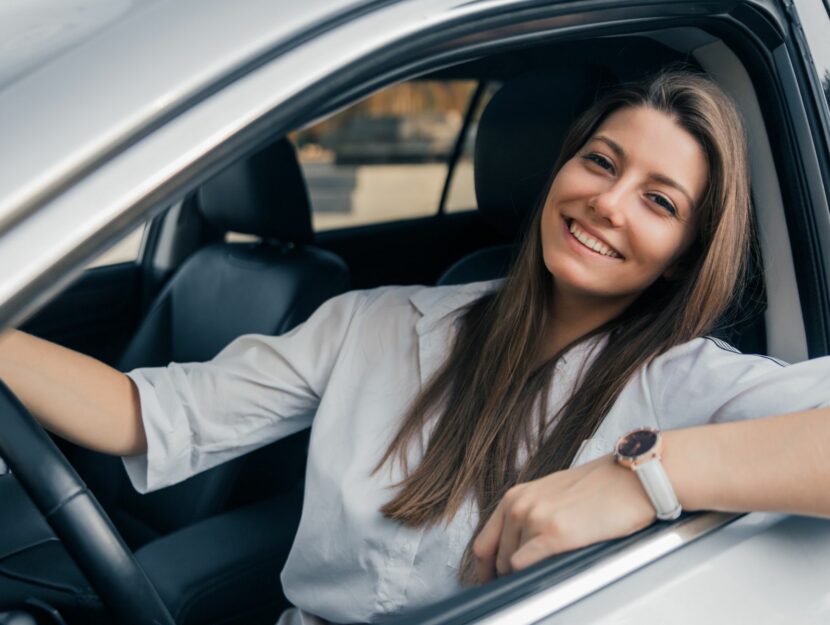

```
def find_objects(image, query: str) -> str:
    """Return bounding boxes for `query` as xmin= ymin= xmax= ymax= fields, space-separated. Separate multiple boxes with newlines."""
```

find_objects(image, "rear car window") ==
xmin=444 ymin=81 xmax=501 ymax=213
xmin=290 ymin=80 xmax=478 ymax=231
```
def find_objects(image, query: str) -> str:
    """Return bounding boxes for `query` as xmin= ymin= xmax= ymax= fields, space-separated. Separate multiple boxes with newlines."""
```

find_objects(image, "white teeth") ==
xmin=568 ymin=220 xmax=621 ymax=258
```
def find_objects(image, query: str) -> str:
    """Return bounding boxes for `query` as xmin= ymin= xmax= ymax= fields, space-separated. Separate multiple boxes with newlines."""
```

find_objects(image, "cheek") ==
xmin=549 ymin=161 xmax=596 ymax=200
xmin=629 ymin=222 xmax=694 ymax=275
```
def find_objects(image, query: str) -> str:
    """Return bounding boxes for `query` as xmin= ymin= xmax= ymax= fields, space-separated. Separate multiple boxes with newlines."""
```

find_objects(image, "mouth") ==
xmin=563 ymin=217 xmax=624 ymax=260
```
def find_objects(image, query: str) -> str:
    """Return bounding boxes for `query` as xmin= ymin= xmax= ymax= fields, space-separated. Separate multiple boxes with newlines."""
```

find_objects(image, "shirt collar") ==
xmin=409 ymin=279 xmax=503 ymax=337
xmin=409 ymin=280 xmax=502 ymax=385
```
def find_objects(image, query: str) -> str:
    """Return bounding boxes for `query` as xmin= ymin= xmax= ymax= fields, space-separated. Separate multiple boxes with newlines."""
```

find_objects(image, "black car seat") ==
xmin=438 ymin=69 xmax=767 ymax=354
xmin=75 ymin=138 xmax=350 ymax=548
xmin=438 ymin=67 xmax=609 ymax=286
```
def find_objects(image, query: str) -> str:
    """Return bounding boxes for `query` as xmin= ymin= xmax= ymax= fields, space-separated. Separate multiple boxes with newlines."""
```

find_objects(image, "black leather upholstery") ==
xmin=197 ymin=139 xmax=314 ymax=244
xmin=118 ymin=243 xmax=348 ymax=369
xmin=136 ymin=488 xmax=302 ymax=625
xmin=437 ymin=245 xmax=516 ymax=287
xmin=77 ymin=138 xmax=349 ymax=550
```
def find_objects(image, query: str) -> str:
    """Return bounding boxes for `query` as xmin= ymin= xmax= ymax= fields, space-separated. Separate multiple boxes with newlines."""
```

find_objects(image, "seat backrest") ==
xmin=119 ymin=138 xmax=348 ymax=368
xmin=81 ymin=139 xmax=349 ymax=546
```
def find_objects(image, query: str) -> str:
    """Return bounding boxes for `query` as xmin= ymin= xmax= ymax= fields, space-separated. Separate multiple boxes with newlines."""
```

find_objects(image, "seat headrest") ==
xmin=197 ymin=139 xmax=313 ymax=244
xmin=474 ymin=67 xmax=611 ymax=239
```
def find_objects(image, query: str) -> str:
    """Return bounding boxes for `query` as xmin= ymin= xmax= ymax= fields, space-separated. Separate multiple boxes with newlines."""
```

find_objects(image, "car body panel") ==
xmin=537 ymin=513 xmax=830 ymax=624
xmin=0 ymin=0 xmax=378 ymax=228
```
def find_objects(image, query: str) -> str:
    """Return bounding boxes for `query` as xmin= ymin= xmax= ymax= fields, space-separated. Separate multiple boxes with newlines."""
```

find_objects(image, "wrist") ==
xmin=614 ymin=427 xmax=682 ymax=520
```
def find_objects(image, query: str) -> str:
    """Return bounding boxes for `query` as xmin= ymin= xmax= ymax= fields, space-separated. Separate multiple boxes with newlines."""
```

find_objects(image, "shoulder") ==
xmin=643 ymin=337 xmax=830 ymax=429
xmin=642 ymin=336 xmax=789 ymax=426
xmin=648 ymin=336 xmax=788 ymax=377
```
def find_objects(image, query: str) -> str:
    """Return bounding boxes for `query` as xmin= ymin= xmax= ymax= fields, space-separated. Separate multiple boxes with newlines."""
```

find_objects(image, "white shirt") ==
xmin=123 ymin=280 xmax=830 ymax=624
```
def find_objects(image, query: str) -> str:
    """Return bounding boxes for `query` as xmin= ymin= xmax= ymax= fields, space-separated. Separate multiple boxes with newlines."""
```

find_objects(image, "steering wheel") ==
xmin=0 ymin=382 xmax=176 ymax=625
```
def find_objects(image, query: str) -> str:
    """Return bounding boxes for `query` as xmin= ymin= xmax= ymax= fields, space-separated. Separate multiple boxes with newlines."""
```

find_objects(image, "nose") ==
xmin=589 ymin=180 xmax=628 ymax=227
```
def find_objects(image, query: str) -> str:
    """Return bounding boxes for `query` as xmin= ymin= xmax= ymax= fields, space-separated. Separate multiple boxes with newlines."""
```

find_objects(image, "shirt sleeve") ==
xmin=650 ymin=337 xmax=830 ymax=431
xmin=122 ymin=290 xmax=365 ymax=493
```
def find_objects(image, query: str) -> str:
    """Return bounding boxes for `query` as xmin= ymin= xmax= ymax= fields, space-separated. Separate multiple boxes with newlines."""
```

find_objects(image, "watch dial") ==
xmin=617 ymin=429 xmax=658 ymax=458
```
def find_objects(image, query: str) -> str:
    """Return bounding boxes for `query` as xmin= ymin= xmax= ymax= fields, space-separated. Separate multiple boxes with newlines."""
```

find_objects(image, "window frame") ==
xmin=295 ymin=77 xmax=483 ymax=231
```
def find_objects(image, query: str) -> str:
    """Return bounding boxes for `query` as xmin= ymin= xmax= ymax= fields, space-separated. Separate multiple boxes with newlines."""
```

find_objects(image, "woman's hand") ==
xmin=472 ymin=454 xmax=656 ymax=583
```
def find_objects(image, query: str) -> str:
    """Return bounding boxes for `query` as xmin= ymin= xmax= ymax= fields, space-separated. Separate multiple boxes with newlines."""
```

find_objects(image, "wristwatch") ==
xmin=614 ymin=427 xmax=682 ymax=521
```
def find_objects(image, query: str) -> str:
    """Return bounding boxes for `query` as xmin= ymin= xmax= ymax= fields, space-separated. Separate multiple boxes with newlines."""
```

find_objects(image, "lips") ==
xmin=564 ymin=217 xmax=624 ymax=259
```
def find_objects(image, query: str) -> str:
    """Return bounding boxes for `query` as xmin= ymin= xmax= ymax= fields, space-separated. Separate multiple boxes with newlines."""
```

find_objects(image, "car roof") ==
xmin=0 ymin=0 xmax=371 ymax=92
xmin=0 ymin=0 xmax=375 ymax=226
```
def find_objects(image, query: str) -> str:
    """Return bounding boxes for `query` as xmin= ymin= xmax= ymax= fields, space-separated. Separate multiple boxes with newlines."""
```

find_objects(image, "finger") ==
xmin=508 ymin=534 xmax=564 ymax=572
xmin=494 ymin=504 xmax=526 ymax=577
xmin=473 ymin=502 xmax=506 ymax=583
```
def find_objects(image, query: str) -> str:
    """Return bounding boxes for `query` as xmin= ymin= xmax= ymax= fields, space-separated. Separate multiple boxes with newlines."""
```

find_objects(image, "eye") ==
xmin=582 ymin=152 xmax=614 ymax=173
xmin=647 ymin=193 xmax=678 ymax=216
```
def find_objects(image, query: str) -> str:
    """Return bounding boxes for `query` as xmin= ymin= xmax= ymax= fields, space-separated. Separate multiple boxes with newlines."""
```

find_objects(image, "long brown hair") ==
xmin=375 ymin=70 xmax=752 ymax=581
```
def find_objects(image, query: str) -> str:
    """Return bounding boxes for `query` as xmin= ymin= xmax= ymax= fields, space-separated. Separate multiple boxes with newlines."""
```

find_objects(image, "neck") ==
xmin=541 ymin=284 xmax=635 ymax=361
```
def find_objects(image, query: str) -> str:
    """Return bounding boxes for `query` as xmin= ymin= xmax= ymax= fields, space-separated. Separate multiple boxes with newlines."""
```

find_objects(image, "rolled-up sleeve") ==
xmin=651 ymin=338 xmax=830 ymax=431
xmin=123 ymin=290 xmax=364 ymax=493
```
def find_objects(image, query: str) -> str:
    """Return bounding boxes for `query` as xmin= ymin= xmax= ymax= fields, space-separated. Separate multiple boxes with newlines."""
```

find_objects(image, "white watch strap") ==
xmin=633 ymin=458 xmax=682 ymax=521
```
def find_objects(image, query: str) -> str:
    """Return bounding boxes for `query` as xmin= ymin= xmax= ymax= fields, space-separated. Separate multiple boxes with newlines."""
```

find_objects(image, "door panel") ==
xmin=21 ymin=263 xmax=142 ymax=366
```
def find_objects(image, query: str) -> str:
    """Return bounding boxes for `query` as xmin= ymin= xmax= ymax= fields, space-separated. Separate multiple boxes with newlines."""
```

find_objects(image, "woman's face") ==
xmin=540 ymin=106 xmax=708 ymax=305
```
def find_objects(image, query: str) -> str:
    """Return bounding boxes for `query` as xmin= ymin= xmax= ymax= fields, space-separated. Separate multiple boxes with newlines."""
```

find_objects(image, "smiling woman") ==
xmin=374 ymin=70 xmax=765 ymax=587
xmin=1 ymin=69 xmax=830 ymax=625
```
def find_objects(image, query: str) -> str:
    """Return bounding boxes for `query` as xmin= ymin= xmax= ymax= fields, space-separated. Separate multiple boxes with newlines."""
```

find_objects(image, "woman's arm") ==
xmin=0 ymin=330 xmax=145 ymax=455
xmin=473 ymin=407 xmax=830 ymax=582
xmin=664 ymin=407 xmax=830 ymax=515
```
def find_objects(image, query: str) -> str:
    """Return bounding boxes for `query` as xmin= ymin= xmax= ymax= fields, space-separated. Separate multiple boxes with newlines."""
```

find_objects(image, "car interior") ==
xmin=1 ymin=21 xmax=814 ymax=625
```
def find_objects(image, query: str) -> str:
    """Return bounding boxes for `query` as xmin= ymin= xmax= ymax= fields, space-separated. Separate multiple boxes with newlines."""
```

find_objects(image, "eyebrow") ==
xmin=592 ymin=135 xmax=696 ymax=207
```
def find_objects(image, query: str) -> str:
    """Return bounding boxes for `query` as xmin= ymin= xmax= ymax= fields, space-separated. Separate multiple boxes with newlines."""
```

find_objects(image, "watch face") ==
xmin=616 ymin=429 xmax=658 ymax=458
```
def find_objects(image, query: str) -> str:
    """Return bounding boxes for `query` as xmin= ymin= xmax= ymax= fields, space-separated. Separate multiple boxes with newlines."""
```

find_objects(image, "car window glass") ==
xmin=85 ymin=222 xmax=146 ymax=269
xmin=444 ymin=82 xmax=502 ymax=213
xmin=290 ymin=80 xmax=477 ymax=231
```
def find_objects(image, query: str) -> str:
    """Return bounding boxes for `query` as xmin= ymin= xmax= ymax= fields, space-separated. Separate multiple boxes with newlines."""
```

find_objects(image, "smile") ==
xmin=565 ymin=218 xmax=623 ymax=259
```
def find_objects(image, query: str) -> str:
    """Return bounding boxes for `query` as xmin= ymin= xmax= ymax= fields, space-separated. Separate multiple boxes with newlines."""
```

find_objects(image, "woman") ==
xmin=1 ymin=70 xmax=829 ymax=624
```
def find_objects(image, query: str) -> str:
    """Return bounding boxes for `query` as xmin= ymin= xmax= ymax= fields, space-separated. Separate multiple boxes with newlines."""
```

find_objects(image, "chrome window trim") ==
xmin=473 ymin=512 xmax=741 ymax=625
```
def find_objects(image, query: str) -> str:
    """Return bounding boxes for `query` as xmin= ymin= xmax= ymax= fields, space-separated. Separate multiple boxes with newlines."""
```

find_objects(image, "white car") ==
xmin=0 ymin=1 xmax=829 ymax=624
